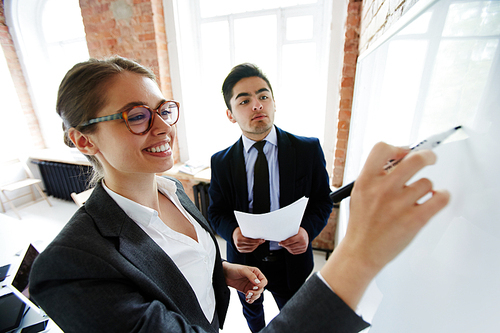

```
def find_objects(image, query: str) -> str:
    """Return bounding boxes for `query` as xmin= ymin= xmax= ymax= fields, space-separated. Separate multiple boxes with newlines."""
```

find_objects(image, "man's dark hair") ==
xmin=222 ymin=63 xmax=274 ymax=111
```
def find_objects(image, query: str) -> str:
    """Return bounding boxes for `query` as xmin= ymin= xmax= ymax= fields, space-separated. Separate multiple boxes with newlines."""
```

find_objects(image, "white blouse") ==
xmin=102 ymin=176 xmax=217 ymax=322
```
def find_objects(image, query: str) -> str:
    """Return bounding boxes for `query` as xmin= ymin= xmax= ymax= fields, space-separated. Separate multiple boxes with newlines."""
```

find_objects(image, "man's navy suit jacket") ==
xmin=208 ymin=126 xmax=334 ymax=290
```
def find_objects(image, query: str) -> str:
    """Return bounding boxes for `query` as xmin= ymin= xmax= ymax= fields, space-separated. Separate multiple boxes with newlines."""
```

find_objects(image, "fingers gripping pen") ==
xmin=329 ymin=126 xmax=462 ymax=203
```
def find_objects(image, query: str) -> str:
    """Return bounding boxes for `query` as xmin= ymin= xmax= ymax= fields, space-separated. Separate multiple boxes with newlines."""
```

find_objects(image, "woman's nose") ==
xmin=151 ymin=112 xmax=173 ymax=135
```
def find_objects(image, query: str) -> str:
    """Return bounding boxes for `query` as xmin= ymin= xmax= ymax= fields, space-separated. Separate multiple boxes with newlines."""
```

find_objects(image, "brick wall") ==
xmin=0 ymin=1 xmax=45 ymax=150
xmin=332 ymin=0 xmax=418 ymax=187
xmin=331 ymin=0 xmax=421 ymax=188
xmin=331 ymin=0 xmax=362 ymax=189
xmin=321 ymin=0 xmax=419 ymax=250
xmin=360 ymin=0 xmax=420 ymax=53
xmin=312 ymin=0 xmax=363 ymax=252
xmin=311 ymin=208 xmax=338 ymax=251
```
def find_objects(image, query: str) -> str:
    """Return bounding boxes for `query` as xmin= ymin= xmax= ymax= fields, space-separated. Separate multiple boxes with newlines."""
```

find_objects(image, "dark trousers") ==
xmin=237 ymin=249 xmax=301 ymax=333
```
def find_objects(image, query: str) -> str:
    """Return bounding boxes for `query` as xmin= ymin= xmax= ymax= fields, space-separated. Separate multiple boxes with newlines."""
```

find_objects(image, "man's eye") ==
xmin=260 ymin=96 xmax=268 ymax=100
xmin=240 ymin=100 xmax=249 ymax=105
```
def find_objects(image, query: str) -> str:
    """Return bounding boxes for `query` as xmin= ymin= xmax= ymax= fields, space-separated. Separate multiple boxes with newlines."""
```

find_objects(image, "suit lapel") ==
xmin=229 ymin=138 xmax=250 ymax=212
xmin=276 ymin=127 xmax=296 ymax=207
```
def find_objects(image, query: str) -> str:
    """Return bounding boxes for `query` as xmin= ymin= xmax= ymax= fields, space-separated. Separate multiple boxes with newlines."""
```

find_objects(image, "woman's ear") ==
xmin=68 ymin=128 xmax=98 ymax=155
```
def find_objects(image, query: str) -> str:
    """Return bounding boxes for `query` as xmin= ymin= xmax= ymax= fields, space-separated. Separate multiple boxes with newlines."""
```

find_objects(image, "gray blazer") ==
xmin=30 ymin=177 xmax=369 ymax=332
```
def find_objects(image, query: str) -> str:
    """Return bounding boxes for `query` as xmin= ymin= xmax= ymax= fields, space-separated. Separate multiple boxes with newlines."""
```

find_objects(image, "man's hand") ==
xmin=279 ymin=227 xmax=309 ymax=255
xmin=222 ymin=262 xmax=267 ymax=303
xmin=233 ymin=227 xmax=266 ymax=253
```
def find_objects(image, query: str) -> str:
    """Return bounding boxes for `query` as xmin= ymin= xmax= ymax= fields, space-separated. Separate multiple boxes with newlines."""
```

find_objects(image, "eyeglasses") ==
xmin=79 ymin=100 xmax=180 ymax=135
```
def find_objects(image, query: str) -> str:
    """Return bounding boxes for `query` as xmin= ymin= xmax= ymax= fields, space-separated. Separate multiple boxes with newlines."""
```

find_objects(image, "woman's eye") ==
xmin=128 ymin=114 xmax=146 ymax=122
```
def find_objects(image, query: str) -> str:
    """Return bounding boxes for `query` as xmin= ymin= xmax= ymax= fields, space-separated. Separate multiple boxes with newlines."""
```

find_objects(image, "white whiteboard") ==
xmin=341 ymin=0 xmax=500 ymax=331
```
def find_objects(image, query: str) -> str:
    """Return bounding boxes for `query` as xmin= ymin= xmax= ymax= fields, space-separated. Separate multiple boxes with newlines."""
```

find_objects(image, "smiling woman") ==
xmin=28 ymin=56 xmax=267 ymax=333
xmin=67 ymin=70 xmax=178 ymax=185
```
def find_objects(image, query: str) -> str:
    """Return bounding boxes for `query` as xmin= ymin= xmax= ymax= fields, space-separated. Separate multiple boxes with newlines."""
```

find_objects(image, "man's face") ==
xmin=227 ymin=76 xmax=276 ymax=141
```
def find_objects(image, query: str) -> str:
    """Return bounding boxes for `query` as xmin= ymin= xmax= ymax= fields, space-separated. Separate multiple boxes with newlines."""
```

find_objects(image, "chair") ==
xmin=70 ymin=188 xmax=94 ymax=207
xmin=0 ymin=158 xmax=52 ymax=219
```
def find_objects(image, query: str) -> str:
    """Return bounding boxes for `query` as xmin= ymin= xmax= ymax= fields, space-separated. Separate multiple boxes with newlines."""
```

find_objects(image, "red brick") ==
xmin=335 ymin=149 xmax=346 ymax=159
xmin=338 ymin=120 xmax=350 ymax=130
xmin=348 ymin=1 xmax=362 ymax=13
xmin=334 ymin=154 xmax=345 ymax=164
xmin=345 ymin=28 xmax=359 ymax=39
xmin=343 ymin=64 xmax=356 ymax=77
xmin=341 ymin=77 xmax=354 ymax=88
xmin=340 ymin=87 xmax=354 ymax=100
xmin=337 ymin=129 xmax=349 ymax=140
xmin=104 ymin=38 xmax=117 ymax=47
xmin=334 ymin=167 xmax=345 ymax=178
xmin=339 ymin=99 xmax=352 ymax=110
xmin=343 ymin=52 xmax=358 ymax=66
xmin=339 ymin=139 xmax=349 ymax=150
xmin=347 ymin=15 xmax=360 ymax=27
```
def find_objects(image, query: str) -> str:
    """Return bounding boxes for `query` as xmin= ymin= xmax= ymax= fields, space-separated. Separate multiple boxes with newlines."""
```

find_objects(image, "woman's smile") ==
xmin=145 ymin=142 xmax=172 ymax=155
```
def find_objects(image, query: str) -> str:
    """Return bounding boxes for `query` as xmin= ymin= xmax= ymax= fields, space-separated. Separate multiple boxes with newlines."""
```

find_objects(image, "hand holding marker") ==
xmin=330 ymin=126 xmax=463 ymax=203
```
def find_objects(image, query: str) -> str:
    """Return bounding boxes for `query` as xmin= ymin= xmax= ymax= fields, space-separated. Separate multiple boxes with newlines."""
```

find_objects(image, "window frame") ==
xmin=167 ymin=0 xmax=338 ymax=164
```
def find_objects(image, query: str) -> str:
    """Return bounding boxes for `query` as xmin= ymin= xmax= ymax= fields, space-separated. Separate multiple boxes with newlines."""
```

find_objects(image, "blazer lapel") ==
xmin=85 ymin=184 xmax=209 ymax=328
xmin=172 ymin=177 xmax=230 ymax=327
xmin=173 ymin=177 xmax=218 ymax=240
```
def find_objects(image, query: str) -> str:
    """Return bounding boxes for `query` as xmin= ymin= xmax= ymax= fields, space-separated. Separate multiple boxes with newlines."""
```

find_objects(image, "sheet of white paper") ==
xmin=234 ymin=197 xmax=309 ymax=242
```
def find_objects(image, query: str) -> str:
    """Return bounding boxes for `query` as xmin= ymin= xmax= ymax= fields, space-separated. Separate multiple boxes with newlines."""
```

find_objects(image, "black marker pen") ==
xmin=330 ymin=126 xmax=462 ymax=203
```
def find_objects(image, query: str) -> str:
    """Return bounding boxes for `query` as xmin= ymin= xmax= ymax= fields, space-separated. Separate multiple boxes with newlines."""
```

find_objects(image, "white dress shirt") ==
xmin=242 ymin=126 xmax=282 ymax=250
xmin=102 ymin=177 xmax=217 ymax=322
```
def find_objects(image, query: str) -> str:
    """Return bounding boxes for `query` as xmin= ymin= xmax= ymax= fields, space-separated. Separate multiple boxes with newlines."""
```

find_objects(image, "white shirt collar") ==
xmin=242 ymin=125 xmax=278 ymax=153
xmin=101 ymin=176 xmax=178 ymax=228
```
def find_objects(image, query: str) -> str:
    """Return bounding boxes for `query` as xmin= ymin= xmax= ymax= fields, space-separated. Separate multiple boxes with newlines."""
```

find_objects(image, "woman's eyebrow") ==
xmin=115 ymin=100 xmax=166 ymax=113
xmin=155 ymin=99 xmax=167 ymax=109
xmin=115 ymin=101 xmax=146 ymax=113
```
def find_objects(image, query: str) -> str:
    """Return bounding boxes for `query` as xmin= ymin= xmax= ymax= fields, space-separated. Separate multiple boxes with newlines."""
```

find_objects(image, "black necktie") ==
xmin=253 ymin=140 xmax=270 ymax=214
xmin=252 ymin=140 xmax=270 ymax=260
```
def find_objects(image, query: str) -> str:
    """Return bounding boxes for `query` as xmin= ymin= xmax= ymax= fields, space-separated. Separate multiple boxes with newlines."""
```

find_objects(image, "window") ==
xmin=6 ymin=0 xmax=89 ymax=149
xmin=0 ymin=46 xmax=31 ymax=161
xmin=172 ymin=0 xmax=333 ymax=163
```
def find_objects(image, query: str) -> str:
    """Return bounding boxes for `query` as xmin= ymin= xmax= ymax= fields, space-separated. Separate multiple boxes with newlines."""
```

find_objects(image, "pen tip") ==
xmin=454 ymin=125 xmax=462 ymax=130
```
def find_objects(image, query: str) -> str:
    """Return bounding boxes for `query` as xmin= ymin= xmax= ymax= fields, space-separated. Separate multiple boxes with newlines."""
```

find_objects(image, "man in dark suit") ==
xmin=208 ymin=63 xmax=334 ymax=332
